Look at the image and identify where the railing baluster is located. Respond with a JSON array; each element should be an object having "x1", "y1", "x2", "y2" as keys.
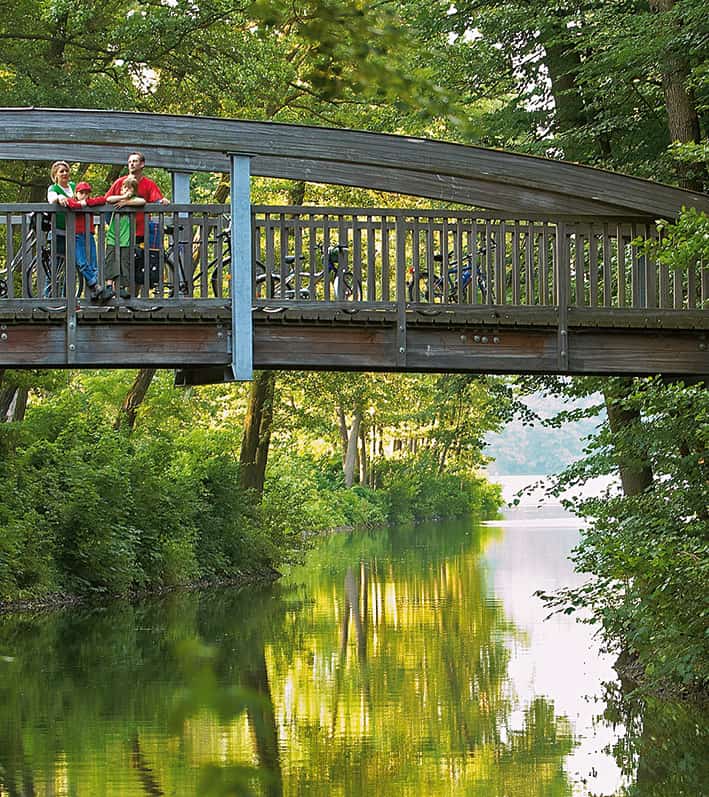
[
  {"x1": 602, "y1": 223, "x2": 612, "y2": 308},
  {"x1": 278, "y1": 211, "x2": 288, "y2": 301},
  {"x1": 644, "y1": 223, "x2": 657, "y2": 309},
  {"x1": 525, "y1": 222, "x2": 534, "y2": 305},
  {"x1": 4, "y1": 213, "x2": 14, "y2": 298},
  {"x1": 496, "y1": 222, "x2": 506, "y2": 305},
  {"x1": 617, "y1": 224, "x2": 626, "y2": 308},
  {"x1": 574, "y1": 226, "x2": 585, "y2": 307},
  {"x1": 540, "y1": 224, "x2": 549, "y2": 306},
  {"x1": 410, "y1": 219, "x2": 419, "y2": 303},
  {"x1": 631, "y1": 222, "x2": 642, "y2": 308},
  {"x1": 366, "y1": 215, "x2": 376, "y2": 302},
  {"x1": 308, "y1": 213, "x2": 317, "y2": 301},
  {"x1": 589, "y1": 227, "x2": 598, "y2": 307},
  {"x1": 512, "y1": 221, "x2": 520, "y2": 305},
  {"x1": 380, "y1": 215, "x2": 389, "y2": 303},
  {"x1": 687, "y1": 248, "x2": 697, "y2": 309}
]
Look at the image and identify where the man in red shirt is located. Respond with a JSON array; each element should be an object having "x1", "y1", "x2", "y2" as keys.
[
  {"x1": 106, "y1": 151, "x2": 170, "y2": 296},
  {"x1": 106, "y1": 151, "x2": 170, "y2": 238}
]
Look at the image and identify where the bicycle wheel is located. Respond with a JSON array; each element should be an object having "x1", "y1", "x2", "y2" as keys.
[
  {"x1": 24, "y1": 255, "x2": 84, "y2": 299},
  {"x1": 334, "y1": 270, "x2": 362, "y2": 301}
]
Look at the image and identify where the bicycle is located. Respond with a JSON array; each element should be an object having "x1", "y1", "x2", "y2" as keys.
[
  {"x1": 0, "y1": 212, "x2": 84, "y2": 299},
  {"x1": 407, "y1": 248, "x2": 490, "y2": 303},
  {"x1": 263, "y1": 243, "x2": 362, "y2": 302}
]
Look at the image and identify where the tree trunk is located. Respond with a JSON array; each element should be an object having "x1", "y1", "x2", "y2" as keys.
[
  {"x1": 541, "y1": 18, "x2": 589, "y2": 163},
  {"x1": 359, "y1": 423, "x2": 368, "y2": 486},
  {"x1": 343, "y1": 410, "x2": 362, "y2": 488},
  {"x1": 242, "y1": 647, "x2": 283, "y2": 797},
  {"x1": 545, "y1": 45, "x2": 586, "y2": 150},
  {"x1": 337, "y1": 404, "x2": 349, "y2": 466},
  {"x1": 438, "y1": 440, "x2": 452, "y2": 475},
  {"x1": 213, "y1": 174, "x2": 230, "y2": 204},
  {"x1": 287, "y1": 180, "x2": 306, "y2": 206},
  {"x1": 649, "y1": 0, "x2": 704, "y2": 190},
  {"x1": 9, "y1": 387, "x2": 28, "y2": 422},
  {"x1": 0, "y1": 386, "x2": 16, "y2": 421},
  {"x1": 114, "y1": 369, "x2": 157, "y2": 432},
  {"x1": 603, "y1": 379, "x2": 654, "y2": 496},
  {"x1": 239, "y1": 370, "x2": 276, "y2": 494}
]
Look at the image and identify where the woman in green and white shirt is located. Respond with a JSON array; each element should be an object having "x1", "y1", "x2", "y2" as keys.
[{"x1": 47, "y1": 161, "x2": 75, "y2": 255}]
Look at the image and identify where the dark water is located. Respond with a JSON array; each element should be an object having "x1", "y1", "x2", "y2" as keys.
[{"x1": 0, "y1": 512, "x2": 705, "y2": 796}]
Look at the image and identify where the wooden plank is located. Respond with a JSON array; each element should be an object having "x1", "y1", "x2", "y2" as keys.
[
  {"x1": 556, "y1": 222, "x2": 569, "y2": 370},
  {"x1": 3, "y1": 109, "x2": 707, "y2": 217},
  {"x1": 631, "y1": 223, "x2": 642, "y2": 308},
  {"x1": 617, "y1": 225, "x2": 626, "y2": 308},
  {"x1": 569, "y1": 307, "x2": 708, "y2": 330},
  {"x1": 589, "y1": 230, "x2": 599, "y2": 307},
  {"x1": 569, "y1": 330, "x2": 709, "y2": 375},
  {"x1": 255, "y1": 326, "x2": 396, "y2": 369},
  {"x1": 512, "y1": 222, "x2": 520, "y2": 305},
  {"x1": 574, "y1": 228, "x2": 585, "y2": 307},
  {"x1": 540, "y1": 225, "x2": 549, "y2": 306},
  {"x1": 644, "y1": 223, "x2": 657, "y2": 309},
  {"x1": 0, "y1": 314, "x2": 706, "y2": 375},
  {"x1": 687, "y1": 257, "x2": 697, "y2": 309},
  {"x1": 496, "y1": 222, "x2": 506, "y2": 305},
  {"x1": 370, "y1": 217, "x2": 380, "y2": 302},
  {"x1": 602, "y1": 224, "x2": 612, "y2": 308}
]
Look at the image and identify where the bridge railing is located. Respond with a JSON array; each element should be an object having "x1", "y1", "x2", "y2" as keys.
[
  {"x1": 0, "y1": 204, "x2": 231, "y2": 302},
  {"x1": 1, "y1": 204, "x2": 706, "y2": 313},
  {"x1": 254, "y1": 207, "x2": 707, "y2": 312}
]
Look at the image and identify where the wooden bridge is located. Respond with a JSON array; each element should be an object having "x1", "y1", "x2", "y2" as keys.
[{"x1": 1, "y1": 108, "x2": 707, "y2": 381}]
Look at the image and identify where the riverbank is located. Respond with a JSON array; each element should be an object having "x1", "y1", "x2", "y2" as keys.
[
  {"x1": 1, "y1": 463, "x2": 502, "y2": 611},
  {"x1": 0, "y1": 566, "x2": 280, "y2": 616}
]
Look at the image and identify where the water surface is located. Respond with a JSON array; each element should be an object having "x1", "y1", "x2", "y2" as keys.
[{"x1": 0, "y1": 482, "x2": 704, "y2": 796}]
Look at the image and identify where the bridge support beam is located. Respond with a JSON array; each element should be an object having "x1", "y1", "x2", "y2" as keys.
[
  {"x1": 171, "y1": 171, "x2": 191, "y2": 204},
  {"x1": 230, "y1": 154, "x2": 253, "y2": 380}
]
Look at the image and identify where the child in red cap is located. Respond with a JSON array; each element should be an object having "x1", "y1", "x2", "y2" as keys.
[{"x1": 65, "y1": 181, "x2": 144, "y2": 302}]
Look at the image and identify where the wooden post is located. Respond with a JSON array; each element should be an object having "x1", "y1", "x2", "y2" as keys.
[
  {"x1": 65, "y1": 212, "x2": 77, "y2": 365},
  {"x1": 171, "y1": 171, "x2": 191, "y2": 205},
  {"x1": 171, "y1": 171, "x2": 191, "y2": 297},
  {"x1": 395, "y1": 216, "x2": 407, "y2": 366},
  {"x1": 230, "y1": 154, "x2": 253, "y2": 381},
  {"x1": 556, "y1": 221, "x2": 569, "y2": 371}
]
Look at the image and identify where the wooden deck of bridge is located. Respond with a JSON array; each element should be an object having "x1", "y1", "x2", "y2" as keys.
[{"x1": 0, "y1": 109, "x2": 707, "y2": 380}]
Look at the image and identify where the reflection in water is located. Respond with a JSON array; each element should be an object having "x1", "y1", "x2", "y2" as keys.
[{"x1": 0, "y1": 513, "x2": 704, "y2": 796}]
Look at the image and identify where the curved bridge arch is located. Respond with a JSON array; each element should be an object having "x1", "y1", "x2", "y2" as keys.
[{"x1": 1, "y1": 107, "x2": 707, "y2": 218}]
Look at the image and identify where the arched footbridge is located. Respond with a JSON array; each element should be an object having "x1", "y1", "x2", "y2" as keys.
[{"x1": 1, "y1": 108, "x2": 707, "y2": 383}]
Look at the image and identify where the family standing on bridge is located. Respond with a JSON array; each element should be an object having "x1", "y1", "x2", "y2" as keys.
[{"x1": 47, "y1": 152, "x2": 169, "y2": 301}]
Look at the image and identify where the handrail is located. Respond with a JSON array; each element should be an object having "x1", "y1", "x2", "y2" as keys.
[{"x1": 0, "y1": 204, "x2": 706, "y2": 314}]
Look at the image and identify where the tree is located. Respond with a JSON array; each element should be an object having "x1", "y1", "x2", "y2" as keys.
[{"x1": 239, "y1": 370, "x2": 277, "y2": 494}]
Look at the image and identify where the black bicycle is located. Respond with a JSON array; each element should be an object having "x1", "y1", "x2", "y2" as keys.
[
  {"x1": 1, "y1": 212, "x2": 84, "y2": 299},
  {"x1": 261, "y1": 243, "x2": 362, "y2": 301},
  {"x1": 407, "y1": 248, "x2": 490, "y2": 303}
]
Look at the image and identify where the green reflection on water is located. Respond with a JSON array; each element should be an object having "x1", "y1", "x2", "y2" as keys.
[{"x1": 0, "y1": 519, "x2": 704, "y2": 796}]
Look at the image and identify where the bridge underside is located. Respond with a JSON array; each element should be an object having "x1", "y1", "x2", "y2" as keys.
[{"x1": 0, "y1": 302, "x2": 705, "y2": 380}]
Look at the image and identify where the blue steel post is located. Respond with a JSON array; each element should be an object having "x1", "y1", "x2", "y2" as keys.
[
  {"x1": 230, "y1": 154, "x2": 253, "y2": 380},
  {"x1": 171, "y1": 171, "x2": 191, "y2": 204}
]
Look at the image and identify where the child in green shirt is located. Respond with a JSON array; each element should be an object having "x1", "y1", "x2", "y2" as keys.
[{"x1": 104, "y1": 176, "x2": 146, "y2": 298}]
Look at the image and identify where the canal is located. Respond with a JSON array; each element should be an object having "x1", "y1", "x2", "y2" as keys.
[{"x1": 0, "y1": 478, "x2": 704, "y2": 796}]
